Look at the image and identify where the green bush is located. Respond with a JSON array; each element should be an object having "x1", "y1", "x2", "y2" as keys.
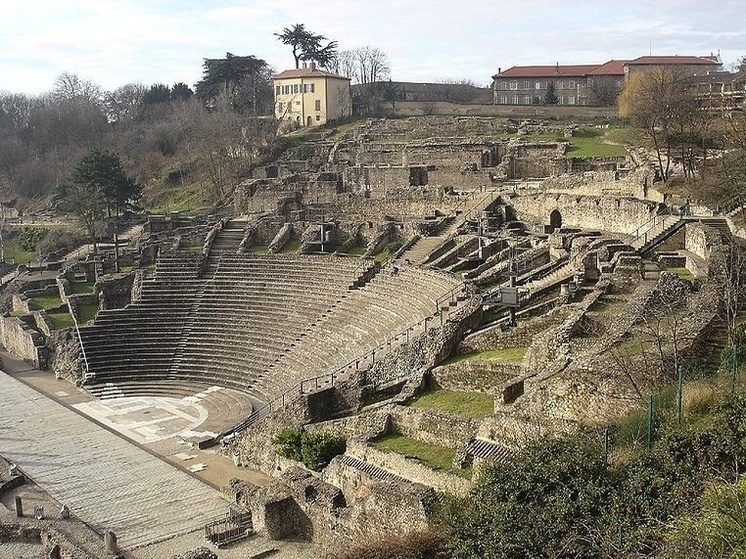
[
  {"x1": 19, "y1": 226, "x2": 48, "y2": 252},
  {"x1": 274, "y1": 428, "x2": 346, "y2": 471},
  {"x1": 274, "y1": 428, "x2": 303, "y2": 462}
]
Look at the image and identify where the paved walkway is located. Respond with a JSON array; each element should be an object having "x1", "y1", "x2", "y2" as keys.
[{"x1": 0, "y1": 372, "x2": 230, "y2": 551}]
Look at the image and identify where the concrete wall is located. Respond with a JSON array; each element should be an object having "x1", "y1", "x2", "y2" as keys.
[{"x1": 389, "y1": 101, "x2": 617, "y2": 119}]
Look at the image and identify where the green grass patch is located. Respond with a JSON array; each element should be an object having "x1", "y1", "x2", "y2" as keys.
[
  {"x1": 663, "y1": 267, "x2": 695, "y2": 281},
  {"x1": 69, "y1": 281, "x2": 94, "y2": 294},
  {"x1": 443, "y1": 347, "x2": 528, "y2": 365},
  {"x1": 409, "y1": 389, "x2": 494, "y2": 419},
  {"x1": 30, "y1": 295, "x2": 63, "y2": 310},
  {"x1": 279, "y1": 238, "x2": 302, "y2": 253},
  {"x1": 373, "y1": 433, "x2": 456, "y2": 473},
  {"x1": 3, "y1": 242, "x2": 37, "y2": 264},
  {"x1": 247, "y1": 245, "x2": 269, "y2": 254},
  {"x1": 588, "y1": 300, "x2": 625, "y2": 314},
  {"x1": 603, "y1": 126, "x2": 633, "y2": 144},
  {"x1": 8, "y1": 310, "x2": 26, "y2": 317},
  {"x1": 609, "y1": 338, "x2": 655, "y2": 358},
  {"x1": 78, "y1": 304, "x2": 98, "y2": 323},
  {"x1": 47, "y1": 311, "x2": 74, "y2": 330},
  {"x1": 374, "y1": 249, "x2": 393, "y2": 264},
  {"x1": 566, "y1": 130, "x2": 628, "y2": 158},
  {"x1": 346, "y1": 245, "x2": 368, "y2": 256}
]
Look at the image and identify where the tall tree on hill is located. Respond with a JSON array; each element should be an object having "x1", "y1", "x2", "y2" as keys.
[
  {"x1": 275, "y1": 24, "x2": 337, "y2": 69},
  {"x1": 195, "y1": 53, "x2": 270, "y2": 113},
  {"x1": 70, "y1": 150, "x2": 141, "y2": 219}
]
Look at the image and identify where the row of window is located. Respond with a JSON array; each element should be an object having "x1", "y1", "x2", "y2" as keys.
[
  {"x1": 497, "y1": 95, "x2": 577, "y2": 105},
  {"x1": 497, "y1": 80, "x2": 580, "y2": 91},
  {"x1": 277, "y1": 100, "x2": 323, "y2": 113},
  {"x1": 276, "y1": 83, "x2": 316, "y2": 95}
]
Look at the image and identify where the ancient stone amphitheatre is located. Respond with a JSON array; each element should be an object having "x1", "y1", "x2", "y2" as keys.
[{"x1": 1, "y1": 115, "x2": 742, "y2": 557}]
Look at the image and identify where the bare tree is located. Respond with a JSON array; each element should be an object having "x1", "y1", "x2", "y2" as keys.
[
  {"x1": 354, "y1": 46, "x2": 390, "y2": 86},
  {"x1": 618, "y1": 68, "x2": 694, "y2": 182}
]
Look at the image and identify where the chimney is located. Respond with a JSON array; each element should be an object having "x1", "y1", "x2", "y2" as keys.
[
  {"x1": 309, "y1": 62, "x2": 316, "y2": 71},
  {"x1": 498, "y1": 67, "x2": 502, "y2": 74}
]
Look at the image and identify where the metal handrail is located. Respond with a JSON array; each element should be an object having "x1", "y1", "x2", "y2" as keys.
[{"x1": 223, "y1": 280, "x2": 470, "y2": 438}]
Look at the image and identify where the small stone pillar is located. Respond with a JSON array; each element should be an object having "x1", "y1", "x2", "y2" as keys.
[
  {"x1": 104, "y1": 530, "x2": 117, "y2": 554},
  {"x1": 14, "y1": 496, "x2": 23, "y2": 517}
]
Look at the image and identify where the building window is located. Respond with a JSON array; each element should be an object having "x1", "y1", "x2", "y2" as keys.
[
  {"x1": 522, "y1": 81, "x2": 530, "y2": 90},
  {"x1": 275, "y1": 86, "x2": 280, "y2": 95},
  {"x1": 293, "y1": 84, "x2": 299, "y2": 94},
  {"x1": 310, "y1": 84, "x2": 315, "y2": 93},
  {"x1": 499, "y1": 96, "x2": 508, "y2": 104},
  {"x1": 568, "y1": 95, "x2": 575, "y2": 105},
  {"x1": 522, "y1": 95, "x2": 531, "y2": 104},
  {"x1": 535, "y1": 82, "x2": 541, "y2": 90},
  {"x1": 511, "y1": 95, "x2": 519, "y2": 104},
  {"x1": 558, "y1": 95, "x2": 564, "y2": 105},
  {"x1": 316, "y1": 115, "x2": 321, "y2": 121},
  {"x1": 314, "y1": 100, "x2": 321, "y2": 111},
  {"x1": 499, "y1": 82, "x2": 508, "y2": 90},
  {"x1": 569, "y1": 80, "x2": 575, "y2": 89},
  {"x1": 509, "y1": 80, "x2": 518, "y2": 91}
]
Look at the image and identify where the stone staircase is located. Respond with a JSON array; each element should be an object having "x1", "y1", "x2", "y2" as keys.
[
  {"x1": 466, "y1": 438, "x2": 513, "y2": 464},
  {"x1": 694, "y1": 216, "x2": 731, "y2": 238},
  {"x1": 338, "y1": 454, "x2": 409, "y2": 483},
  {"x1": 400, "y1": 188, "x2": 501, "y2": 266},
  {"x1": 519, "y1": 260, "x2": 577, "y2": 296},
  {"x1": 203, "y1": 218, "x2": 248, "y2": 276},
  {"x1": 630, "y1": 215, "x2": 684, "y2": 254}
]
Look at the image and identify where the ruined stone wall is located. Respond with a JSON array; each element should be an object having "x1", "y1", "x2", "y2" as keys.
[
  {"x1": 96, "y1": 273, "x2": 134, "y2": 310},
  {"x1": 388, "y1": 406, "x2": 478, "y2": 450},
  {"x1": 509, "y1": 192, "x2": 662, "y2": 233},
  {"x1": 685, "y1": 223, "x2": 723, "y2": 262},
  {"x1": 0, "y1": 316, "x2": 44, "y2": 365},
  {"x1": 346, "y1": 439, "x2": 470, "y2": 495},
  {"x1": 431, "y1": 360, "x2": 522, "y2": 394}
]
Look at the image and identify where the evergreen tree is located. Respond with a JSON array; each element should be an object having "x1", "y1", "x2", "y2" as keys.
[{"x1": 545, "y1": 81, "x2": 559, "y2": 105}]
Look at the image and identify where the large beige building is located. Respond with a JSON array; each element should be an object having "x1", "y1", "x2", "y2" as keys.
[{"x1": 273, "y1": 63, "x2": 352, "y2": 127}]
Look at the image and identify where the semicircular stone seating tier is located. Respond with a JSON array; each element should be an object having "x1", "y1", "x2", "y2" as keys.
[{"x1": 79, "y1": 252, "x2": 464, "y2": 405}]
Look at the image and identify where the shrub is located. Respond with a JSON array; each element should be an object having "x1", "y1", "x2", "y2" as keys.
[
  {"x1": 274, "y1": 428, "x2": 346, "y2": 471},
  {"x1": 19, "y1": 226, "x2": 48, "y2": 252},
  {"x1": 274, "y1": 428, "x2": 304, "y2": 462}
]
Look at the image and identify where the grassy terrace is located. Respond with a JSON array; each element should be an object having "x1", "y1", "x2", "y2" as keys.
[
  {"x1": 47, "y1": 311, "x2": 74, "y2": 330},
  {"x1": 408, "y1": 389, "x2": 494, "y2": 419},
  {"x1": 565, "y1": 128, "x2": 627, "y2": 158},
  {"x1": 279, "y1": 238, "x2": 302, "y2": 253},
  {"x1": 373, "y1": 433, "x2": 462, "y2": 475},
  {"x1": 442, "y1": 347, "x2": 528, "y2": 366},
  {"x1": 69, "y1": 281, "x2": 95, "y2": 294},
  {"x1": 30, "y1": 295, "x2": 63, "y2": 310},
  {"x1": 664, "y1": 267, "x2": 695, "y2": 281},
  {"x1": 588, "y1": 300, "x2": 626, "y2": 314}
]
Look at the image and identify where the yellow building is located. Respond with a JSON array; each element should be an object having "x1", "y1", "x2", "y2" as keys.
[{"x1": 273, "y1": 63, "x2": 352, "y2": 127}]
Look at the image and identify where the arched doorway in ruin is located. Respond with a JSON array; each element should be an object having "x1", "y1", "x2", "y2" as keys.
[
  {"x1": 307, "y1": 116, "x2": 313, "y2": 127},
  {"x1": 549, "y1": 209, "x2": 562, "y2": 232}
]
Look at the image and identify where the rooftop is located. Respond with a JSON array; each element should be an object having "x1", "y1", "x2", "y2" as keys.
[
  {"x1": 273, "y1": 66, "x2": 350, "y2": 81},
  {"x1": 627, "y1": 55, "x2": 720, "y2": 66},
  {"x1": 493, "y1": 64, "x2": 600, "y2": 79}
]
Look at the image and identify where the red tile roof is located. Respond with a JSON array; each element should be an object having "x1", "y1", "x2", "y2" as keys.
[
  {"x1": 493, "y1": 64, "x2": 600, "y2": 79},
  {"x1": 587, "y1": 60, "x2": 629, "y2": 76},
  {"x1": 273, "y1": 67, "x2": 350, "y2": 80},
  {"x1": 627, "y1": 55, "x2": 720, "y2": 66}
]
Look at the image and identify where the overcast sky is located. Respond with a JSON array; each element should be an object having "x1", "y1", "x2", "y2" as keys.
[{"x1": 1, "y1": 0, "x2": 744, "y2": 96}]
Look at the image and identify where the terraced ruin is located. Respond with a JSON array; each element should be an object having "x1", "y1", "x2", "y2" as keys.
[{"x1": 1, "y1": 115, "x2": 743, "y2": 557}]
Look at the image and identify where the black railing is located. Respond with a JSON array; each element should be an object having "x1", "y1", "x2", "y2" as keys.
[{"x1": 221, "y1": 281, "x2": 470, "y2": 439}]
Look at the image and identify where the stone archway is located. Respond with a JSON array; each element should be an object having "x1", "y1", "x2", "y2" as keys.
[
  {"x1": 549, "y1": 209, "x2": 562, "y2": 232},
  {"x1": 307, "y1": 115, "x2": 313, "y2": 127}
]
